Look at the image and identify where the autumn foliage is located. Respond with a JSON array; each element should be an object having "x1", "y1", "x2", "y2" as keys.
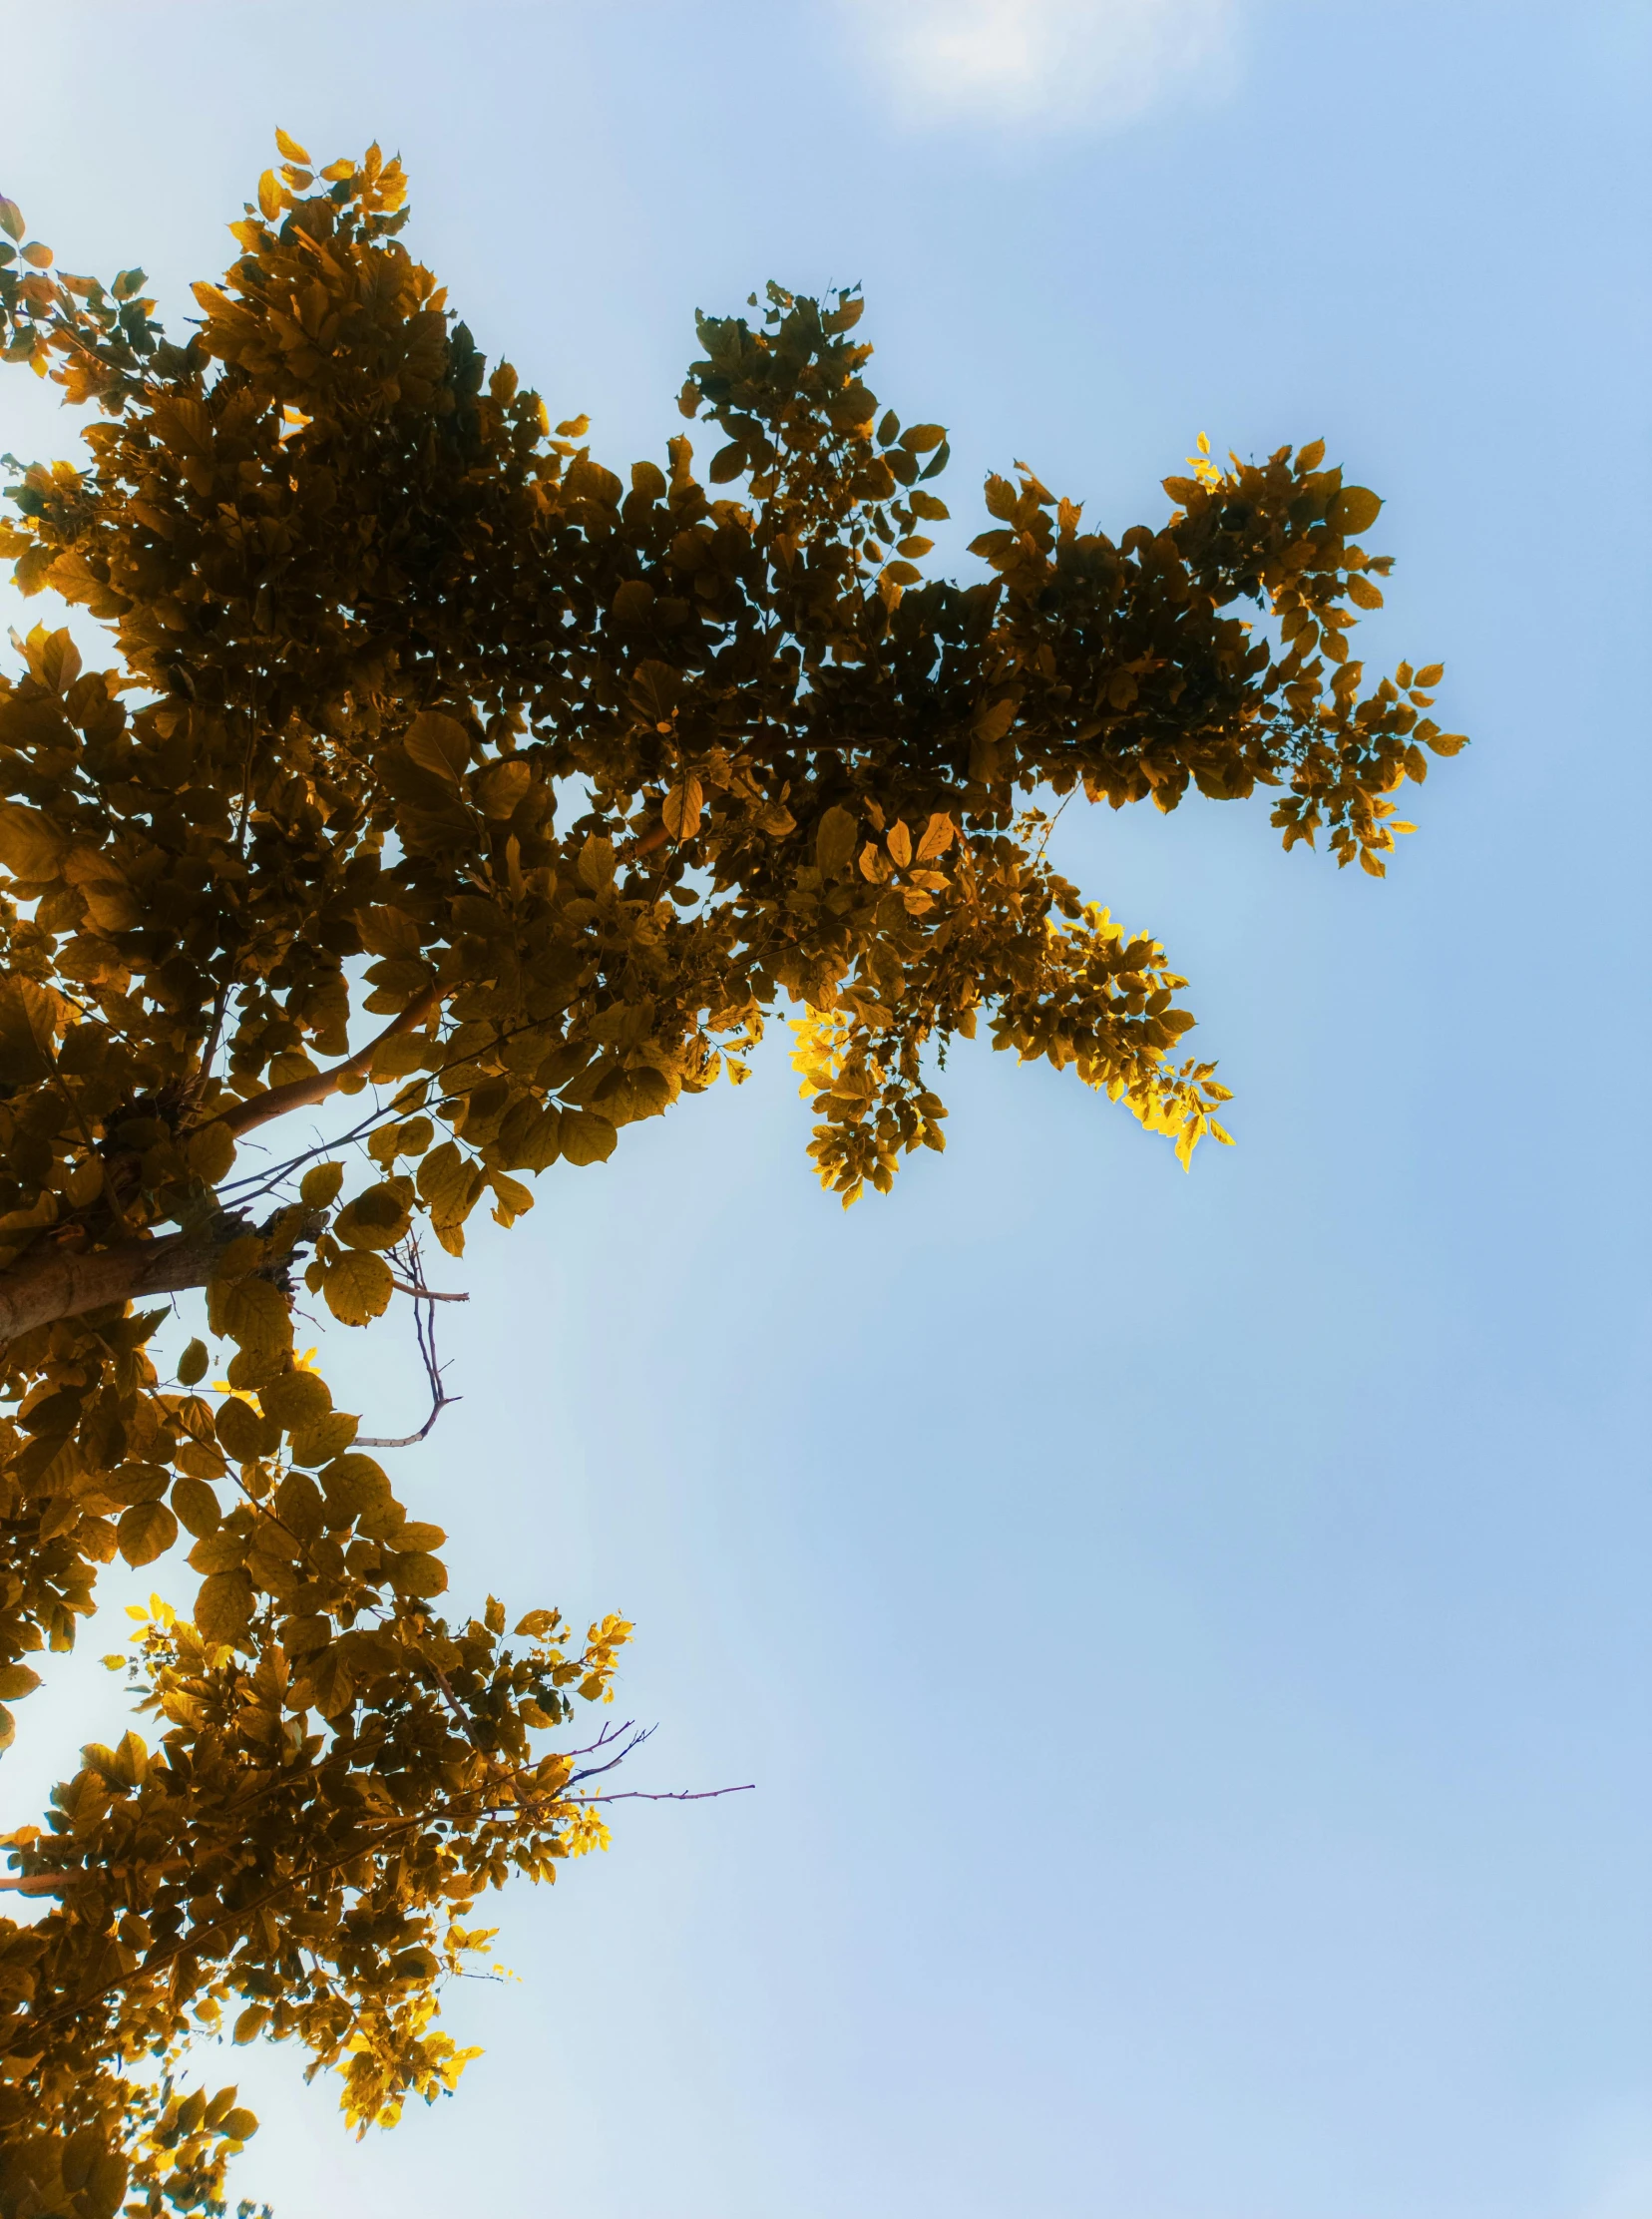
[{"x1": 0, "y1": 132, "x2": 1461, "y2": 2214}]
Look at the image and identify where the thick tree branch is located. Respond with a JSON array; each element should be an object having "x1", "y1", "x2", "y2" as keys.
[
  {"x1": 209, "y1": 985, "x2": 443, "y2": 1141},
  {"x1": 0, "y1": 1208, "x2": 317, "y2": 1348}
]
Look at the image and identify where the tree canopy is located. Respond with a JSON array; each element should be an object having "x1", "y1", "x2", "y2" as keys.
[{"x1": 0, "y1": 134, "x2": 1462, "y2": 2217}]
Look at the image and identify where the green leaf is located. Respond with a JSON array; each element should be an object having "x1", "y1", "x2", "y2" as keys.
[{"x1": 177, "y1": 1338, "x2": 209, "y2": 1387}]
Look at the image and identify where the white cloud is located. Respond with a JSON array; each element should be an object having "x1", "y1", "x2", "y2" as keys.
[{"x1": 840, "y1": 0, "x2": 1239, "y2": 132}]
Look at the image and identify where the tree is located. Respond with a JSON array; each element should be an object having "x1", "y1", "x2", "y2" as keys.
[{"x1": 0, "y1": 133, "x2": 1462, "y2": 2216}]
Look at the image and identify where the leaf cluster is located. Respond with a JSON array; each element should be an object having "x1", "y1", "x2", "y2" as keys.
[{"x1": 0, "y1": 134, "x2": 1463, "y2": 2210}]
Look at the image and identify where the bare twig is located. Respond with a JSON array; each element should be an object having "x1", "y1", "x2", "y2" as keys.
[
  {"x1": 568, "y1": 1784, "x2": 755, "y2": 1805},
  {"x1": 565, "y1": 1722, "x2": 655, "y2": 1794},
  {"x1": 357, "y1": 1236, "x2": 461, "y2": 1449}
]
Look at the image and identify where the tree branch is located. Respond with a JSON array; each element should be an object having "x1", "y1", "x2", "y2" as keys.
[
  {"x1": 0, "y1": 1216, "x2": 248, "y2": 1348},
  {"x1": 208, "y1": 985, "x2": 443, "y2": 1141},
  {"x1": 357, "y1": 1237, "x2": 460, "y2": 1448},
  {"x1": 568, "y1": 1784, "x2": 755, "y2": 1805}
]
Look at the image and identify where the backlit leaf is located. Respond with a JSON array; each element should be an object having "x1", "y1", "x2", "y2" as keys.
[
  {"x1": 117, "y1": 1500, "x2": 178, "y2": 1567},
  {"x1": 322, "y1": 1249, "x2": 393, "y2": 1326}
]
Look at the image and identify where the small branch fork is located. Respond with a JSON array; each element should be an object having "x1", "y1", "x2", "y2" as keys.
[
  {"x1": 569, "y1": 1786, "x2": 754, "y2": 1806},
  {"x1": 357, "y1": 1236, "x2": 461, "y2": 1450}
]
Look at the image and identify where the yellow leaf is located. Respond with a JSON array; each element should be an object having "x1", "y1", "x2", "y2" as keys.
[
  {"x1": 973, "y1": 696, "x2": 1016, "y2": 745},
  {"x1": 196, "y1": 1568, "x2": 253, "y2": 1643},
  {"x1": 815, "y1": 805, "x2": 859, "y2": 879},
  {"x1": 559, "y1": 1109, "x2": 618, "y2": 1166},
  {"x1": 916, "y1": 812, "x2": 955, "y2": 861},
  {"x1": 117, "y1": 1500, "x2": 178, "y2": 1567},
  {"x1": 404, "y1": 710, "x2": 469, "y2": 784},
  {"x1": 322, "y1": 1249, "x2": 393, "y2": 1327},
  {"x1": 660, "y1": 773, "x2": 704, "y2": 842}
]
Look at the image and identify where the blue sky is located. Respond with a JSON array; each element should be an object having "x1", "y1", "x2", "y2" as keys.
[{"x1": 2, "y1": 2, "x2": 1649, "y2": 2213}]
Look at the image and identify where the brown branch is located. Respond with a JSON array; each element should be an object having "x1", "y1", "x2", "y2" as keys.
[
  {"x1": 356, "y1": 1402, "x2": 455, "y2": 1451},
  {"x1": 359, "y1": 1236, "x2": 459, "y2": 1447},
  {"x1": 182, "y1": 973, "x2": 233, "y2": 1116},
  {"x1": 210, "y1": 985, "x2": 443, "y2": 1141},
  {"x1": 0, "y1": 1224, "x2": 226, "y2": 1347},
  {"x1": 0, "y1": 1874, "x2": 65, "y2": 1896},
  {"x1": 0, "y1": 1206, "x2": 320, "y2": 1349}
]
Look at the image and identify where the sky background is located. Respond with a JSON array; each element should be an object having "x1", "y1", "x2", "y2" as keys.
[{"x1": 2, "y1": 2, "x2": 1650, "y2": 2214}]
